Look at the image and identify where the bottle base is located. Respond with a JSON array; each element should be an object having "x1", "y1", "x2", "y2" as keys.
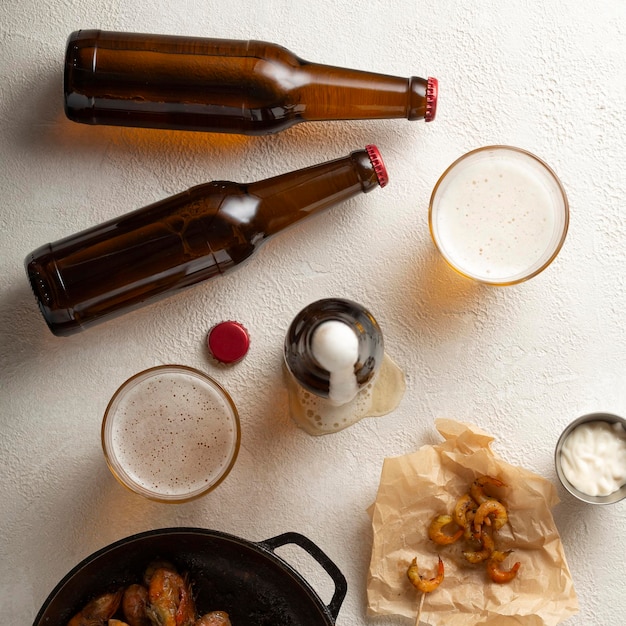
[{"x1": 284, "y1": 353, "x2": 405, "y2": 436}]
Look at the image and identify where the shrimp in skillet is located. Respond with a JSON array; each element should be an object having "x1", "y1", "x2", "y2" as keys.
[
  {"x1": 147, "y1": 566, "x2": 196, "y2": 626},
  {"x1": 122, "y1": 583, "x2": 151, "y2": 626},
  {"x1": 194, "y1": 611, "x2": 232, "y2": 626},
  {"x1": 67, "y1": 589, "x2": 123, "y2": 626}
]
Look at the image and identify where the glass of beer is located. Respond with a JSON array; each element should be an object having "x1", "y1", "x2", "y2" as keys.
[
  {"x1": 429, "y1": 146, "x2": 569, "y2": 285},
  {"x1": 102, "y1": 365, "x2": 240, "y2": 502}
]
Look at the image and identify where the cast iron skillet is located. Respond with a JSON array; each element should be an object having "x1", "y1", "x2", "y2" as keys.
[{"x1": 33, "y1": 527, "x2": 347, "y2": 626}]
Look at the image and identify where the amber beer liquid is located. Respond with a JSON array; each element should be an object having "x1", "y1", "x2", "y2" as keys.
[
  {"x1": 25, "y1": 146, "x2": 388, "y2": 336},
  {"x1": 64, "y1": 30, "x2": 438, "y2": 134}
]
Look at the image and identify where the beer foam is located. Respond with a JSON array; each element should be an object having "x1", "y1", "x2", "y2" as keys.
[
  {"x1": 431, "y1": 148, "x2": 567, "y2": 283},
  {"x1": 104, "y1": 368, "x2": 239, "y2": 501},
  {"x1": 286, "y1": 353, "x2": 406, "y2": 435},
  {"x1": 311, "y1": 320, "x2": 359, "y2": 406}
]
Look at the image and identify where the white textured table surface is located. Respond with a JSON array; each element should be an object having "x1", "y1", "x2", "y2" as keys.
[{"x1": 1, "y1": 1, "x2": 625, "y2": 625}]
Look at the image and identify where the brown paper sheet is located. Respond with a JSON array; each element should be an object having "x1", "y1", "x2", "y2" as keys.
[{"x1": 367, "y1": 419, "x2": 579, "y2": 625}]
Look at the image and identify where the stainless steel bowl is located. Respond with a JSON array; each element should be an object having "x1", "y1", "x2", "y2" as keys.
[{"x1": 555, "y1": 412, "x2": 626, "y2": 504}]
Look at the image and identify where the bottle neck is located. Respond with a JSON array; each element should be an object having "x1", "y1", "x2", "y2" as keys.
[
  {"x1": 294, "y1": 65, "x2": 433, "y2": 122},
  {"x1": 249, "y1": 149, "x2": 383, "y2": 238}
]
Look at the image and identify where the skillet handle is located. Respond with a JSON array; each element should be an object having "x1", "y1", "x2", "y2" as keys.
[{"x1": 261, "y1": 531, "x2": 348, "y2": 621}]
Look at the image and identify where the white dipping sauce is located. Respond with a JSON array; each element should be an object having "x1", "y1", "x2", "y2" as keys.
[
  {"x1": 311, "y1": 320, "x2": 359, "y2": 406},
  {"x1": 560, "y1": 421, "x2": 626, "y2": 496},
  {"x1": 430, "y1": 147, "x2": 567, "y2": 284}
]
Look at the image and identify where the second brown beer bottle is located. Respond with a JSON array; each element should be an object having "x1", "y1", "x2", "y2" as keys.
[
  {"x1": 25, "y1": 146, "x2": 388, "y2": 336},
  {"x1": 64, "y1": 30, "x2": 438, "y2": 134}
]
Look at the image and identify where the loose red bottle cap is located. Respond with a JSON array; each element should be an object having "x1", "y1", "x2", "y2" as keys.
[
  {"x1": 365, "y1": 144, "x2": 389, "y2": 188},
  {"x1": 426, "y1": 77, "x2": 438, "y2": 122},
  {"x1": 207, "y1": 321, "x2": 250, "y2": 364}
]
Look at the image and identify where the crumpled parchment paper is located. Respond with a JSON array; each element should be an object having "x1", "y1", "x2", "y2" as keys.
[{"x1": 367, "y1": 419, "x2": 579, "y2": 625}]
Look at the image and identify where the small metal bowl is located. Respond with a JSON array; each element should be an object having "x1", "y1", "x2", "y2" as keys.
[{"x1": 555, "y1": 412, "x2": 626, "y2": 505}]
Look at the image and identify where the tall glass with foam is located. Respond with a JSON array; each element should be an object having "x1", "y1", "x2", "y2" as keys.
[{"x1": 429, "y1": 146, "x2": 569, "y2": 285}]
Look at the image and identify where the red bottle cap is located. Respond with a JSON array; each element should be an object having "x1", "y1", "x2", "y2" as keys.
[
  {"x1": 365, "y1": 144, "x2": 389, "y2": 188},
  {"x1": 425, "y1": 77, "x2": 438, "y2": 122},
  {"x1": 207, "y1": 321, "x2": 250, "y2": 364}
]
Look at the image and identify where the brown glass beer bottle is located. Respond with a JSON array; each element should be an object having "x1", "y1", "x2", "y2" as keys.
[
  {"x1": 64, "y1": 30, "x2": 438, "y2": 134},
  {"x1": 284, "y1": 298, "x2": 385, "y2": 400},
  {"x1": 25, "y1": 146, "x2": 388, "y2": 336}
]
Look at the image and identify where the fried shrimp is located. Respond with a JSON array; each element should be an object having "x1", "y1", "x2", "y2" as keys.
[
  {"x1": 470, "y1": 475, "x2": 506, "y2": 504},
  {"x1": 453, "y1": 493, "x2": 478, "y2": 529},
  {"x1": 67, "y1": 589, "x2": 123, "y2": 626},
  {"x1": 122, "y1": 584, "x2": 150, "y2": 626},
  {"x1": 486, "y1": 550, "x2": 521, "y2": 584},
  {"x1": 459, "y1": 505, "x2": 478, "y2": 541},
  {"x1": 428, "y1": 514, "x2": 463, "y2": 545},
  {"x1": 66, "y1": 563, "x2": 234, "y2": 626},
  {"x1": 407, "y1": 556, "x2": 445, "y2": 593},
  {"x1": 147, "y1": 567, "x2": 196, "y2": 626},
  {"x1": 194, "y1": 611, "x2": 232, "y2": 626},
  {"x1": 463, "y1": 527, "x2": 495, "y2": 564},
  {"x1": 473, "y1": 499, "x2": 508, "y2": 535},
  {"x1": 413, "y1": 473, "x2": 520, "y2": 592}
]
